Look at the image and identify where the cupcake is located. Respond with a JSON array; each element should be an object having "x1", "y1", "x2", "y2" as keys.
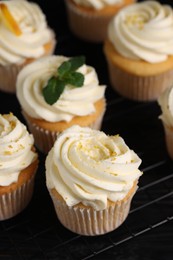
[
  {"x1": 16, "y1": 55, "x2": 106, "y2": 154},
  {"x1": 45, "y1": 125, "x2": 142, "y2": 236},
  {"x1": 65, "y1": 0, "x2": 135, "y2": 42},
  {"x1": 0, "y1": 113, "x2": 38, "y2": 220},
  {"x1": 158, "y1": 86, "x2": 173, "y2": 159},
  {"x1": 0, "y1": 0, "x2": 56, "y2": 93},
  {"x1": 104, "y1": 1, "x2": 173, "y2": 101}
]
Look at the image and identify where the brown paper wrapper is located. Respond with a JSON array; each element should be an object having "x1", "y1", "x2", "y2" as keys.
[
  {"x1": 48, "y1": 182, "x2": 137, "y2": 236},
  {"x1": 23, "y1": 110, "x2": 105, "y2": 154},
  {"x1": 0, "y1": 63, "x2": 25, "y2": 93},
  {"x1": 65, "y1": 0, "x2": 135, "y2": 42},
  {"x1": 105, "y1": 55, "x2": 173, "y2": 101},
  {"x1": 0, "y1": 173, "x2": 35, "y2": 221},
  {"x1": 65, "y1": 0, "x2": 112, "y2": 42}
]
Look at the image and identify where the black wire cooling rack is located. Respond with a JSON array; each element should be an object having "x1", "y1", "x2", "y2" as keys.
[
  {"x1": 0, "y1": 95, "x2": 173, "y2": 260},
  {"x1": 0, "y1": 0, "x2": 173, "y2": 259}
]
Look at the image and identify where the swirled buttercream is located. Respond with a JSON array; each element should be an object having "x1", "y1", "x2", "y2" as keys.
[
  {"x1": 158, "y1": 86, "x2": 173, "y2": 127},
  {"x1": 0, "y1": 113, "x2": 37, "y2": 186},
  {"x1": 16, "y1": 55, "x2": 106, "y2": 122},
  {"x1": 73, "y1": 0, "x2": 122, "y2": 10},
  {"x1": 46, "y1": 125, "x2": 142, "y2": 210},
  {"x1": 108, "y1": 1, "x2": 173, "y2": 63},
  {"x1": 0, "y1": 0, "x2": 54, "y2": 66}
]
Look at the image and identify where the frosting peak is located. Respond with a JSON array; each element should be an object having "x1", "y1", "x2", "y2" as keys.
[
  {"x1": 46, "y1": 125, "x2": 142, "y2": 210},
  {"x1": 73, "y1": 0, "x2": 123, "y2": 10},
  {"x1": 0, "y1": 113, "x2": 37, "y2": 186},
  {"x1": 0, "y1": 0, "x2": 55, "y2": 65},
  {"x1": 108, "y1": 1, "x2": 173, "y2": 63},
  {"x1": 158, "y1": 86, "x2": 173, "y2": 127},
  {"x1": 16, "y1": 55, "x2": 106, "y2": 122}
]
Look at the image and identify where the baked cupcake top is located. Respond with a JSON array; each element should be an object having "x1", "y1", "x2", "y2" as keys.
[
  {"x1": 0, "y1": 113, "x2": 37, "y2": 186},
  {"x1": 72, "y1": 0, "x2": 123, "y2": 10},
  {"x1": 16, "y1": 55, "x2": 106, "y2": 123},
  {"x1": 108, "y1": 1, "x2": 173, "y2": 63},
  {"x1": 46, "y1": 125, "x2": 142, "y2": 210},
  {"x1": 0, "y1": 0, "x2": 55, "y2": 66},
  {"x1": 158, "y1": 86, "x2": 173, "y2": 127}
]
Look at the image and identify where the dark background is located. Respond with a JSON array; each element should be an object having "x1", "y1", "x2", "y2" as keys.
[{"x1": 0, "y1": 0, "x2": 173, "y2": 259}]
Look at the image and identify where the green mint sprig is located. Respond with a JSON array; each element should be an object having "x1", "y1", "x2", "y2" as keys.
[{"x1": 43, "y1": 56, "x2": 85, "y2": 105}]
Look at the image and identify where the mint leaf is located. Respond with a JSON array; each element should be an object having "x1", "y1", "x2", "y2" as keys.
[
  {"x1": 65, "y1": 72, "x2": 84, "y2": 87},
  {"x1": 42, "y1": 56, "x2": 86, "y2": 105},
  {"x1": 43, "y1": 77, "x2": 65, "y2": 105},
  {"x1": 58, "y1": 56, "x2": 85, "y2": 78},
  {"x1": 58, "y1": 60, "x2": 71, "y2": 78},
  {"x1": 69, "y1": 56, "x2": 85, "y2": 72}
]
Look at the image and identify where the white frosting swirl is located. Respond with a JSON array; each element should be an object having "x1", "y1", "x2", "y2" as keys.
[
  {"x1": 46, "y1": 125, "x2": 142, "y2": 210},
  {"x1": 0, "y1": 113, "x2": 37, "y2": 186},
  {"x1": 158, "y1": 86, "x2": 173, "y2": 127},
  {"x1": 0, "y1": 0, "x2": 54, "y2": 66},
  {"x1": 73, "y1": 0, "x2": 122, "y2": 10},
  {"x1": 16, "y1": 55, "x2": 106, "y2": 122},
  {"x1": 108, "y1": 1, "x2": 173, "y2": 63}
]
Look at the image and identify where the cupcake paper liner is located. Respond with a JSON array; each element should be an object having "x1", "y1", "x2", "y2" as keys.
[
  {"x1": 48, "y1": 184, "x2": 137, "y2": 236},
  {"x1": 23, "y1": 111, "x2": 105, "y2": 154},
  {"x1": 0, "y1": 173, "x2": 35, "y2": 221},
  {"x1": 106, "y1": 59, "x2": 173, "y2": 101},
  {"x1": 65, "y1": 0, "x2": 116, "y2": 42},
  {"x1": 65, "y1": 0, "x2": 135, "y2": 42},
  {"x1": 0, "y1": 63, "x2": 26, "y2": 93}
]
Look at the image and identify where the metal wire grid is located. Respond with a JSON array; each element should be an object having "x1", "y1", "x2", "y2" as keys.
[
  {"x1": 0, "y1": 160, "x2": 173, "y2": 259},
  {"x1": 0, "y1": 99, "x2": 173, "y2": 260},
  {"x1": 1, "y1": 1, "x2": 173, "y2": 258}
]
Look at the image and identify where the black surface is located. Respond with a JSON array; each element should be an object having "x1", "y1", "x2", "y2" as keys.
[{"x1": 0, "y1": 0, "x2": 173, "y2": 259}]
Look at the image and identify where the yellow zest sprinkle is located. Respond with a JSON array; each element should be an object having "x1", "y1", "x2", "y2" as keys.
[
  {"x1": 125, "y1": 14, "x2": 146, "y2": 30},
  {"x1": 19, "y1": 144, "x2": 24, "y2": 149},
  {"x1": 4, "y1": 151, "x2": 12, "y2": 155}
]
